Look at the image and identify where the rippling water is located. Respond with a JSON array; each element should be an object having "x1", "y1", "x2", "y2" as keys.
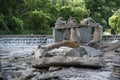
[
  {"x1": 0, "y1": 35, "x2": 53, "y2": 56},
  {"x1": 0, "y1": 42, "x2": 43, "y2": 56},
  {"x1": 0, "y1": 43, "x2": 38, "y2": 57}
]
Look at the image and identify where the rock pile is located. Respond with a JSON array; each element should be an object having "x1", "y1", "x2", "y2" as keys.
[
  {"x1": 111, "y1": 57, "x2": 120, "y2": 80},
  {"x1": 1, "y1": 17, "x2": 120, "y2": 80}
]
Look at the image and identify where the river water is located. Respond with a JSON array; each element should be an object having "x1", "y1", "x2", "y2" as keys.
[
  {"x1": 0, "y1": 35, "x2": 53, "y2": 56},
  {"x1": 0, "y1": 41, "x2": 40, "y2": 59}
]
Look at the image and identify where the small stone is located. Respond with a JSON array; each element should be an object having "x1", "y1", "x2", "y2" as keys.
[
  {"x1": 83, "y1": 55, "x2": 90, "y2": 58},
  {"x1": 21, "y1": 68, "x2": 35, "y2": 79},
  {"x1": 49, "y1": 66, "x2": 61, "y2": 72}
]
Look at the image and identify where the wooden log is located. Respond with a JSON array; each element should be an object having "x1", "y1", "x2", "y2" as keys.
[
  {"x1": 32, "y1": 56, "x2": 105, "y2": 68},
  {"x1": 34, "y1": 40, "x2": 79, "y2": 59},
  {"x1": 44, "y1": 40, "x2": 79, "y2": 51}
]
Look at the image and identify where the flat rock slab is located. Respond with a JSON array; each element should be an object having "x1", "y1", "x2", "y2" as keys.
[
  {"x1": 80, "y1": 46, "x2": 102, "y2": 57},
  {"x1": 32, "y1": 57, "x2": 105, "y2": 68}
]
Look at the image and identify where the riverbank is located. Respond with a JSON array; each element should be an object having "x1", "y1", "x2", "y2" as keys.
[{"x1": 1, "y1": 44, "x2": 120, "y2": 80}]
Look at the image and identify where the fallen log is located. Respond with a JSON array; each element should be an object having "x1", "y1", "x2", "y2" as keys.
[
  {"x1": 34, "y1": 40, "x2": 79, "y2": 59},
  {"x1": 44, "y1": 40, "x2": 79, "y2": 51},
  {"x1": 32, "y1": 56, "x2": 105, "y2": 68}
]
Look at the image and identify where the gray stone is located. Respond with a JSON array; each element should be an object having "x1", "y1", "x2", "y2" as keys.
[
  {"x1": 49, "y1": 66, "x2": 61, "y2": 72},
  {"x1": 79, "y1": 27, "x2": 92, "y2": 42},
  {"x1": 67, "y1": 17, "x2": 78, "y2": 28},
  {"x1": 80, "y1": 46, "x2": 102, "y2": 57},
  {"x1": 32, "y1": 75, "x2": 61, "y2": 80},
  {"x1": 45, "y1": 47, "x2": 72, "y2": 57},
  {"x1": 21, "y1": 68, "x2": 35, "y2": 80},
  {"x1": 1, "y1": 71, "x2": 21, "y2": 80},
  {"x1": 64, "y1": 48, "x2": 81, "y2": 57},
  {"x1": 32, "y1": 56, "x2": 105, "y2": 68},
  {"x1": 53, "y1": 29, "x2": 63, "y2": 42},
  {"x1": 63, "y1": 29, "x2": 70, "y2": 40},
  {"x1": 12, "y1": 77, "x2": 21, "y2": 80},
  {"x1": 31, "y1": 67, "x2": 109, "y2": 80},
  {"x1": 2, "y1": 63, "x2": 12, "y2": 68},
  {"x1": 45, "y1": 46, "x2": 101, "y2": 57},
  {"x1": 55, "y1": 17, "x2": 66, "y2": 28}
]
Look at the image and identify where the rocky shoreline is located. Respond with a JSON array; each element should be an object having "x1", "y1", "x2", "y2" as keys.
[{"x1": 1, "y1": 46, "x2": 120, "y2": 80}]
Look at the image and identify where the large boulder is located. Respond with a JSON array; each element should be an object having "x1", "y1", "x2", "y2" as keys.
[
  {"x1": 44, "y1": 46, "x2": 102, "y2": 57},
  {"x1": 64, "y1": 48, "x2": 81, "y2": 57},
  {"x1": 44, "y1": 47, "x2": 82, "y2": 57},
  {"x1": 80, "y1": 46, "x2": 102, "y2": 57},
  {"x1": 44, "y1": 47, "x2": 73, "y2": 57},
  {"x1": 32, "y1": 56, "x2": 105, "y2": 68}
]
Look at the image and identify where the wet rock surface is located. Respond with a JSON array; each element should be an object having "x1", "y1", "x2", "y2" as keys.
[{"x1": 0, "y1": 45, "x2": 120, "y2": 80}]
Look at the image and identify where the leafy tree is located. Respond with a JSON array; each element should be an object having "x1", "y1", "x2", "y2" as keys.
[
  {"x1": 1, "y1": 0, "x2": 120, "y2": 34},
  {"x1": 5, "y1": 15, "x2": 24, "y2": 34},
  {"x1": 85, "y1": 0, "x2": 120, "y2": 31},
  {"x1": 59, "y1": 6, "x2": 72, "y2": 20},
  {"x1": 0, "y1": 13, "x2": 10, "y2": 33},
  {"x1": 109, "y1": 9, "x2": 120, "y2": 33},
  {"x1": 56, "y1": 0, "x2": 89, "y2": 21},
  {"x1": 71, "y1": 6, "x2": 89, "y2": 21},
  {"x1": 0, "y1": 0, "x2": 25, "y2": 34},
  {"x1": 24, "y1": 10, "x2": 51, "y2": 34},
  {"x1": 22, "y1": 0, "x2": 54, "y2": 34}
]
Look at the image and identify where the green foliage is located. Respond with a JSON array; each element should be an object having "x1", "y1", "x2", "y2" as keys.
[
  {"x1": 109, "y1": 9, "x2": 120, "y2": 33},
  {"x1": 0, "y1": 0, "x2": 120, "y2": 34},
  {"x1": 0, "y1": 13, "x2": 9, "y2": 32},
  {"x1": 24, "y1": 10, "x2": 51, "y2": 34},
  {"x1": 85, "y1": 0, "x2": 120, "y2": 31},
  {"x1": 71, "y1": 7, "x2": 89, "y2": 21},
  {"x1": 59, "y1": 6, "x2": 72, "y2": 19},
  {"x1": 72, "y1": 0, "x2": 85, "y2": 7},
  {"x1": 5, "y1": 16, "x2": 24, "y2": 34},
  {"x1": 12, "y1": 16, "x2": 24, "y2": 34},
  {"x1": 58, "y1": 0, "x2": 89, "y2": 21}
]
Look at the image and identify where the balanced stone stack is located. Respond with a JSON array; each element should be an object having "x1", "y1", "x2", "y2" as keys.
[{"x1": 111, "y1": 57, "x2": 120, "y2": 80}]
